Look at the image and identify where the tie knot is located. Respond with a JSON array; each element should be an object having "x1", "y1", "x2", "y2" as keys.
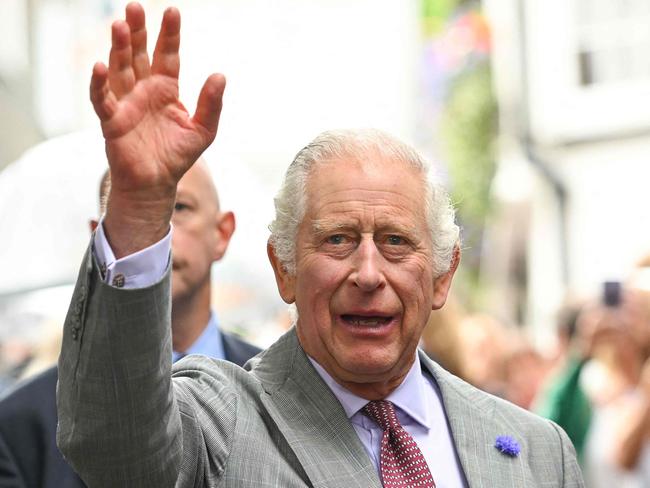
[{"x1": 363, "y1": 400, "x2": 401, "y2": 431}]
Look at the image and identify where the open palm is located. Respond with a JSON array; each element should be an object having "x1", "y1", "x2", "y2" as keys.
[{"x1": 91, "y1": 3, "x2": 225, "y2": 256}]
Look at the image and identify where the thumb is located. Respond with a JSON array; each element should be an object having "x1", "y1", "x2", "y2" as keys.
[{"x1": 192, "y1": 73, "x2": 226, "y2": 138}]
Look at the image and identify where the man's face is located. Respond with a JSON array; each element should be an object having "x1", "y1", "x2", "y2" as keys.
[
  {"x1": 171, "y1": 164, "x2": 234, "y2": 301},
  {"x1": 270, "y1": 156, "x2": 457, "y2": 393}
]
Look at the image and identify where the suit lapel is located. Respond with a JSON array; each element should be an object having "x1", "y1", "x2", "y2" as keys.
[
  {"x1": 252, "y1": 329, "x2": 382, "y2": 488},
  {"x1": 420, "y1": 351, "x2": 528, "y2": 488},
  {"x1": 251, "y1": 332, "x2": 527, "y2": 488}
]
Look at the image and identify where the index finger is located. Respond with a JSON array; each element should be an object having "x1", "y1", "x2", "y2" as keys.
[{"x1": 151, "y1": 7, "x2": 180, "y2": 78}]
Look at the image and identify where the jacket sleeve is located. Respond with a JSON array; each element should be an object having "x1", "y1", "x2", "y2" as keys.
[{"x1": 56, "y1": 244, "x2": 183, "y2": 487}]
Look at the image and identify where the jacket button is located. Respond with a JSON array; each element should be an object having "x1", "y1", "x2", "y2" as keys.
[{"x1": 71, "y1": 328, "x2": 79, "y2": 340}]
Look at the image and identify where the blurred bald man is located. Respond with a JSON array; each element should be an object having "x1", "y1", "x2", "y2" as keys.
[
  {"x1": 0, "y1": 160, "x2": 260, "y2": 488},
  {"x1": 94, "y1": 159, "x2": 259, "y2": 361}
]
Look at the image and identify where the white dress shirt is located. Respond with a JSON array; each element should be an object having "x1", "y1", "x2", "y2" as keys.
[{"x1": 309, "y1": 355, "x2": 468, "y2": 487}]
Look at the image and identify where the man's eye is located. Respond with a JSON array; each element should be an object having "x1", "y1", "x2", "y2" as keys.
[
  {"x1": 386, "y1": 235, "x2": 405, "y2": 245},
  {"x1": 326, "y1": 234, "x2": 346, "y2": 245},
  {"x1": 174, "y1": 202, "x2": 189, "y2": 212}
]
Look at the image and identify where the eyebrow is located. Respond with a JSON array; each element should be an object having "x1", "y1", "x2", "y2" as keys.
[
  {"x1": 311, "y1": 220, "x2": 356, "y2": 236},
  {"x1": 311, "y1": 219, "x2": 418, "y2": 238},
  {"x1": 175, "y1": 191, "x2": 197, "y2": 202}
]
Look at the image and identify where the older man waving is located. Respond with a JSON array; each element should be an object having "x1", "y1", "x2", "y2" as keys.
[{"x1": 57, "y1": 3, "x2": 584, "y2": 487}]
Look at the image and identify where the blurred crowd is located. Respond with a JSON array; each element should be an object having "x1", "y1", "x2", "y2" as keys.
[
  {"x1": 0, "y1": 319, "x2": 62, "y2": 392},
  {"x1": 420, "y1": 254, "x2": 650, "y2": 486}
]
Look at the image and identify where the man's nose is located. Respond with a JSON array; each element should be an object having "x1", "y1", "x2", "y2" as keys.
[{"x1": 350, "y1": 237, "x2": 386, "y2": 292}]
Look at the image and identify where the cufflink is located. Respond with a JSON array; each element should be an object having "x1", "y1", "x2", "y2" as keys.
[{"x1": 112, "y1": 273, "x2": 125, "y2": 288}]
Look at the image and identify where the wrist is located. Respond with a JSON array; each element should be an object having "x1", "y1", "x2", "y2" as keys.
[{"x1": 104, "y1": 189, "x2": 175, "y2": 258}]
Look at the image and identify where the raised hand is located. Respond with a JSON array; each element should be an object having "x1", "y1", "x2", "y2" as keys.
[{"x1": 91, "y1": 2, "x2": 226, "y2": 257}]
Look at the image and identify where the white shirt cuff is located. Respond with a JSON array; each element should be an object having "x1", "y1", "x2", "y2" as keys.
[{"x1": 93, "y1": 217, "x2": 171, "y2": 289}]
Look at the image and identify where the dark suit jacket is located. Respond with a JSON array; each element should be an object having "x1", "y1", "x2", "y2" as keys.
[{"x1": 0, "y1": 332, "x2": 260, "y2": 488}]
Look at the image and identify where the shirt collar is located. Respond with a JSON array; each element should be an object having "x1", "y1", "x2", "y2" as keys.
[
  {"x1": 307, "y1": 352, "x2": 432, "y2": 430},
  {"x1": 172, "y1": 312, "x2": 225, "y2": 362}
]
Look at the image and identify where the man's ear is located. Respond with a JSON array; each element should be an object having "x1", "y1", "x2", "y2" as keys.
[
  {"x1": 431, "y1": 245, "x2": 460, "y2": 310},
  {"x1": 89, "y1": 219, "x2": 99, "y2": 233},
  {"x1": 212, "y1": 211, "x2": 235, "y2": 261},
  {"x1": 267, "y1": 240, "x2": 296, "y2": 304}
]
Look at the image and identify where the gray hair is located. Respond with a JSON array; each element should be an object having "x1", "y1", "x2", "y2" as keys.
[{"x1": 268, "y1": 129, "x2": 459, "y2": 277}]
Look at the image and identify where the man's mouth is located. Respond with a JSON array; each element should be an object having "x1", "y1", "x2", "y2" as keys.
[{"x1": 341, "y1": 314, "x2": 393, "y2": 327}]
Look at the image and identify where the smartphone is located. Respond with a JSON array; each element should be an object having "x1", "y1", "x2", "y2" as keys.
[{"x1": 603, "y1": 281, "x2": 622, "y2": 307}]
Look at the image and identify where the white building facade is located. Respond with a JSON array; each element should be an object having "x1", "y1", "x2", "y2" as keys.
[{"x1": 484, "y1": 0, "x2": 650, "y2": 345}]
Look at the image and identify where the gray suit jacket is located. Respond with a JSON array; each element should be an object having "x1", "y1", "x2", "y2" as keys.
[{"x1": 57, "y1": 247, "x2": 584, "y2": 487}]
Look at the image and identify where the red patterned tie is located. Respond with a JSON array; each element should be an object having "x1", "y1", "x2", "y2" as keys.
[{"x1": 363, "y1": 400, "x2": 436, "y2": 487}]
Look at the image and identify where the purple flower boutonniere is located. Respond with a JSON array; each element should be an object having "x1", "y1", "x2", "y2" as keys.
[{"x1": 494, "y1": 435, "x2": 520, "y2": 457}]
